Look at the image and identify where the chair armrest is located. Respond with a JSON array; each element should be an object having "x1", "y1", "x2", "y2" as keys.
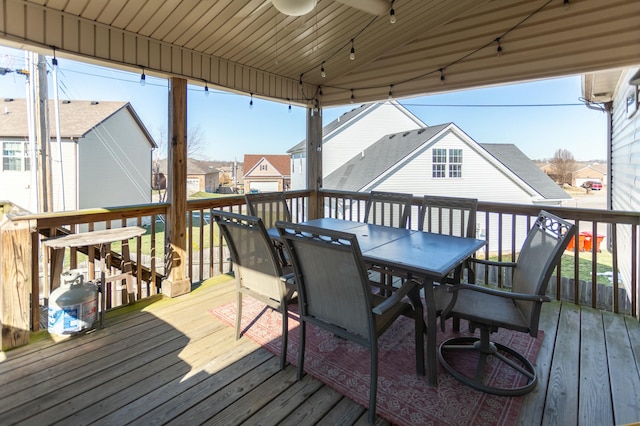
[
  {"x1": 280, "y1": 272, "x2": 295, "y2": 286},
  {"x1": 371, "y1": 279, "x2": 417, "y2": 315},
  {"x1": 447, "y1": 283, "x2": 551, "y2": 303},
  {"x1": 467, "y1": 258, "x2": 517, "y2": 268}
]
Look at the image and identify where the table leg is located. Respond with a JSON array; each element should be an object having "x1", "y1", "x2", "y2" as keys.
[
  {"x1": 99, "y1": 243, "x2": 106, "y2": 329},
  {"x1": 423, "y1": 277, "x2": 438, "y2": 386}
]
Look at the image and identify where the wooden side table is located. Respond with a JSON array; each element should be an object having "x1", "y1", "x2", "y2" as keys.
[{"x1": 42, "y1": 226, "x2": 146, "y2": 328}]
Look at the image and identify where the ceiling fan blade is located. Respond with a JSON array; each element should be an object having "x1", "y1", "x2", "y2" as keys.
[{"x1": 333, "y1": 0, "x2": 390, "y2": 16}]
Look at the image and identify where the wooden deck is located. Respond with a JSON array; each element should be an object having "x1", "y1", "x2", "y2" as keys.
[{"x1": 1, "y1": 275, "x2": 639, "y2": 426}]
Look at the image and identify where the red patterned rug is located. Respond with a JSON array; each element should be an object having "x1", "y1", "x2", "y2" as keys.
[{"x1": 210, "y1": 298, "x2": 543, "y2": 426}]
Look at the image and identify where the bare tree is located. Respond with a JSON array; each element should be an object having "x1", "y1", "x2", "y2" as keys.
[
  {"x1": 152, "y1": 125, "x2": 206, "y2": 161},
  {"x1": 549, "y1": 148, "x2": 578, "y2": 185}
]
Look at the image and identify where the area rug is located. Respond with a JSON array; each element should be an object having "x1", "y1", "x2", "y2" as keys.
[{"x1": 210, "y1": 299, "x2": 543, "y2": 426}]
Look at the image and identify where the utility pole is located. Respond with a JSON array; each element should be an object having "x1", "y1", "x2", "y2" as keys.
[{"x1": 32, "y1": 53, "x2": 53, "y2": 213}]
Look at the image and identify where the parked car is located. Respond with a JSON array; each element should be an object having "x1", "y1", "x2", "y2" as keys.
[{"x1": 582, "y1": 181, "x2": 603, "y2": 190}]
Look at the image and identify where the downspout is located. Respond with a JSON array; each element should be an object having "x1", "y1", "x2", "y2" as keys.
[{"x1": 604, "y1": 101, "x2": 613, "y2": 211}]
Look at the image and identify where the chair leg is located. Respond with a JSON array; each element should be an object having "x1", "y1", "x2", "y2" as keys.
[
  {"x1": 368, "y1": 341, "x2": 378, "y2": 425},
  {"x1": 437, "y1": 327, "x2": 538, "y2": 396},
  {"x1": 297, "y1": 321, "x2": 306, "y2": 381},
  {"x1": 235, "y1": 292, "x2": 242, "y2": 340},
  {"x1": 280, "y1": 305, "x2": 288, "y2": 370}
]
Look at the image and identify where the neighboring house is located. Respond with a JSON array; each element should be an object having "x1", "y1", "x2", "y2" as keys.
[
  {"x1": 572, "y1": 163, "x2": 607, "y2": 187},
  {"x1": 583, "y1": 67, "x2": 640, "y2": 299},
  {"x1": 288, "y1": 100, "x2": 425, "y2": 190},
  {"x1": 157, "y1": 158, "x2": 220, "y2": 194},
  {"x1": 323, "y1": 123, "x2": 571, "y2": 249},
  {"x1": 324, "y1": 123, "x2": 570, "y2": 205},
  {"x1": 0, "y1": 98, "x2": 155, "y2": 212},
  {"x1": 243, "y1": 154, "x2": 290, "y2": 193}
]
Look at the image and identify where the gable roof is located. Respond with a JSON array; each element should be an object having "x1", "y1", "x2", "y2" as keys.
[
  {"x1": 288, "y1": 101, "x2": 425, "y2": 153},
  {"x1": 479, "y1": 143, "x2": 570, "y2": 200},
  {"x1": 0, "y1": 98, "x2": 156, "y2": 147},
  {"x1": 156, "y1": 158, "x2": 220, "y2": 176},
  {"x1": 323, "y1": 124, "x2": 450, "y2": 191},
  {"x1": 243, "y1": 154, "x2": 290, "y2": 177}
]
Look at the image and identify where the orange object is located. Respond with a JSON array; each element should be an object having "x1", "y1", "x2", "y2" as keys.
[
  {"x1": 581, "y1": 231, "x2": 604, "y2": 252},
  {"x1": 566, "y1": 233, "x2": 587, "y2": 251}
]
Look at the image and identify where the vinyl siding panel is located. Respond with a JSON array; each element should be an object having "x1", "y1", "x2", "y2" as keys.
[
  {"x1": 322, "y1": 104, "x2": 423, "y2": 178},
  {"x1": 611, "y1": 68, "x2": 640, "y2": 299},
  {"x1": 50, "y1": 139, "x2": 78, "y2": 211},
  {"x1": 77, "y1": 108, "x2": 152, "y2": 209}
]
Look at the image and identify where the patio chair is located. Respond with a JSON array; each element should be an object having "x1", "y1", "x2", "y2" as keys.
[
  {"x1": 245, "y1": 191, "x2": 292, "y2": 266},
  {"x1": 420, "y1": 195, "x2": 478, "y2": 330},
  {"x1": 363, "y1": 190, "x2": 413, "y2": 228},
  {"x1": 212, "y1": 210, "x2": 296, "y2": 370},
  {"x1": 276, "y1": 221, "x2": 424, "y2": 424},
  {"x1": 436, "y1": 210, "x2": 575, "y2": 396},
  {"x1": 364, "y1": 191, "x2": 414, "y2": 294},
  {"x1": 245, "y1": 191, "x2": 292, "y2": 229}
]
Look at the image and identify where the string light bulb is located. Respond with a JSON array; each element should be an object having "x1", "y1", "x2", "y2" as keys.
[
  {"x1": 350, "y1": 89, "x2": 355, "y2": 103},
  {"x1": 204, "y1": 82, "x2": 210, "y2": 96},
  {"x1": 140, "y1": 68, "x2": 146, "y2": 86},
  {"x1": 249, "y1": 93, "x2": 254, "y2": 109},
  {"x1": 350, "y1": 39, "x2": 355, "y2": 60},
  {"x1": 439, "y1": 68, "x2": 445, "y2": 83},
  {"x1": 388, "y1": 85, "x2": 393, "y2": 100},
  {"x1": 299, "y1": 74, "x2": 303, "y2": 87},
  {"x1": 320, "y1": 62, "x2": 326, "y2": 78},
  {"x1": 389, "y1": 0, "x2": 396, "y2": 24},
  {"x1": 496, "y1": 38, "x2": 503, "y2": 57},
  {"x1": 288, "y1": 98, "x2": 292, "y2": 113},
  {"x1": 563, "y1": 0, "x2": 570, "y2": 10},
  {"x1": 51, "y1": 46, "x2": 58, "y2": 68}
]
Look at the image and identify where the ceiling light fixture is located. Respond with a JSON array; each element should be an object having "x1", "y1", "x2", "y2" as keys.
[
  {"x1": 271, "y1": 0, "x2": 316, "y2": 16},
  {"x1": 389, "y1": 0, "x2": 396, "y2": 24}
]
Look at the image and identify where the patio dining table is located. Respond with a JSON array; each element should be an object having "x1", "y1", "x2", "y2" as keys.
[{"x1": 271, "y1": 217, "x2": 486, "y2": 386}]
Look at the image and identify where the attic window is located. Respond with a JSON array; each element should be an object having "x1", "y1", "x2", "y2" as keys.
[{"x1": 260, "y1": 164, "x2": 267, "y2": 171}]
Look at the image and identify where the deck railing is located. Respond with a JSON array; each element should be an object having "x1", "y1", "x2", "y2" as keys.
[{"x1": 1, "y1": 188, "x2": 638, "y2": 345}]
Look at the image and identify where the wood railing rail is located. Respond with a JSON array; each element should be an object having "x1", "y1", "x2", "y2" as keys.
[{"x1": 1, "y1": 188, "x2": 637, "y2": 350}]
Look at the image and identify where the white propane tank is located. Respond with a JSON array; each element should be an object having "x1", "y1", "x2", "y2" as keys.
[{"x1": 48, "y1": 269, "x2": 98, "y2": 335}]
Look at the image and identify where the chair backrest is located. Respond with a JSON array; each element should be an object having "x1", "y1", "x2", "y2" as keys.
[
  {"x1": 363, "y1": 191, "x2": 413, "y2": 228},
  {"x1": 513, "y1": 210, "x2": 575, "y2": 333},
  {"x1": 419, "y1": 195, "x2": 478, "y2": 238},
  {"x1": 276, "y1": 221, "x2": 375, "y2": 339},
  {"x1": 245, "y1": 192, "x2": 292, "y2": 229},
  {"x1": 213, "y1": 210, "x2": 285, "y2": 301}
]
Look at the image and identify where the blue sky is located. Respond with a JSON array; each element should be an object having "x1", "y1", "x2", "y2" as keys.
[{"x1": 1, "y1": 46, "x2": 607, "y2": 162}]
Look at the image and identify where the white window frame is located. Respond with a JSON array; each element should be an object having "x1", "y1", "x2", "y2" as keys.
[{"x1": 2, "y1": 141, "x2": 30, "y2": 172}]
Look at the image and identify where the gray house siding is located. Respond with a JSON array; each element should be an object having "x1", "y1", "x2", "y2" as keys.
[{"x1": 78, "y1": 108, "x2": 152, "y2": 209}]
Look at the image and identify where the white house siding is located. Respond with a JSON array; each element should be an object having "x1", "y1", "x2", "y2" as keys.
[
  {"x1": 367, "y1": 130, "x2": 540, "y2": 252},
  {"x1": 291, "y1": 102, "x2": 424, "y2": 190},
  {"x1": 0, "y1": 156, "x2": 32, "y2": 210},
  {"x1": 610, "y1": 68, "x2": 640, "y2": 300},
  {"x1": 50, "y1": 140, "x2": 78, "y2": 211},
  {"x1": 78, "y1": 108, "x2": 152, "y2": 209},
  {"x1": 290, "y1": 152, "x2": 306, "y2": 190}
]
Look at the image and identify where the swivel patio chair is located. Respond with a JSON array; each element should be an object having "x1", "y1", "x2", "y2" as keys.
[
  {"x1": 213, "y1": 210, "x2": 296, "y2": 370},
  {"x1": 276, "y1": 221, "x2": 424, "y2": 424},
  {"x1": 436, "y1": 210, "x2": 575, "y2": 395}
]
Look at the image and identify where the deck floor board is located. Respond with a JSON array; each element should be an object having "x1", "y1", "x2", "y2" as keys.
[{"x1": 1, "y1": 275, "x2": 639, "y2": 425}]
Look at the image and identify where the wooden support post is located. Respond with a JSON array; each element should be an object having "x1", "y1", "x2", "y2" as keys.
[
  {"x1": 162, "y1": 77, "x2": 191, "y2": 297},
  {"x1": 306, "y1": 106, "x2": 323, "y2": 220},
  {"x1": 1, "y1": 219, "x2": 35, "y2": 350}
]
